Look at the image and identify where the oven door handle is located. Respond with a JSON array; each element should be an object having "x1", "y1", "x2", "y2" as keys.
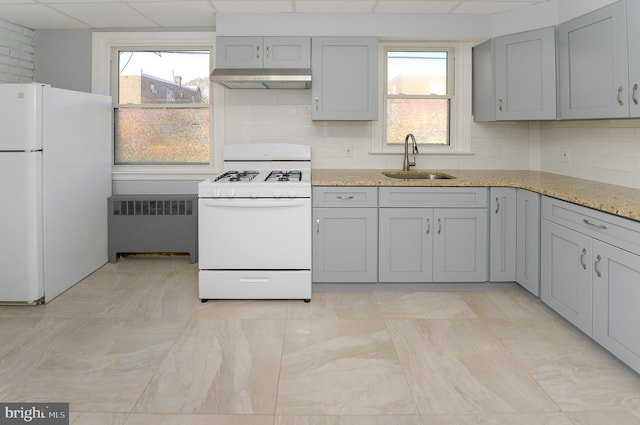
[{"x1": 201, "y1": 199, "x2": 308, "y2": 208}]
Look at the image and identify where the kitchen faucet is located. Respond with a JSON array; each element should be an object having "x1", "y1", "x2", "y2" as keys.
[{"x1": 403, "y1": 133, "x2": 418, "y2": 171}]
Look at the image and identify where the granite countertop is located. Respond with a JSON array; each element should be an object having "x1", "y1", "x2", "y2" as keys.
[{"x1": 312, "y1": 169, "x2": 640, "y2": 222}]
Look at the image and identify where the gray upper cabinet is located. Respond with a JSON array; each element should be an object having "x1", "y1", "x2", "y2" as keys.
[
  {"x1": 557, "y1": 1, "x2": 629, "y2": 119},
  {"x1": 473, "y1": 27, "x2": 557, "y2": 121},
  {"x1": 216, "y1": 36, "x2": 311, "y2": 69},
  {"x1": 311, "y1": 37, "x2": 378, "y2": 121},
  {"x1": 627, "y1": 0, "x2": 640, "y2": 118}
]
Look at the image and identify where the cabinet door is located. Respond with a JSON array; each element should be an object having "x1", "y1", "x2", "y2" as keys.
[
  {"x1": 433, "y1": 208, "x2": 488, "y2": 282},
  {"x1": 494, "y1": 27, "x2": 557, "y2": 120},
  {"x1": 516, "y1": 189, "x2": 540, "y2": 295},
  {"x1": 311, "y1": 37, "x2": 378, "y2": 120},
  {"x1": 593, "y1": 240, "x2": 640, "y2": 373},
  {"x1": 490, "y1": 188, "x2": 517, "y2": 282},
  {"x1": 541, "y1": 220, "x2": 593, "y2": 335},
  {"x1": 312, "y1": 208, "x2": 378, "y2": 283},
  {"x1": 216, "y1": 37, "x2": 263, "y2": 68},
  {"x1": 379, "y1": 208, "x2": 433, "y2": 282},
  {"x1": 263, "y1": 37, "x2": 310, "y2": 68},
  {"x1": 558, "y1": 1, "x2": 629, "y2": 119},
  {"x1": 627, "y1": 0, "x2": 640, "y2": 118}
]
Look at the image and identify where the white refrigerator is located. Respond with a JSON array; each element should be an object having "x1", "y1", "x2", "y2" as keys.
[{"x1": 0, "y1": 83, "x2": 112, "y2": 304}]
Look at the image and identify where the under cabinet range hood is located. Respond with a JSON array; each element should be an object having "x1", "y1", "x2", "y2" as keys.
[{"x1": 210, "y1": 68, "x2": 312, "y2": 89}]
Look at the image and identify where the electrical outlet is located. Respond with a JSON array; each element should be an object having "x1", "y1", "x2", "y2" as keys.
[
  {"x1": 561, "y1": 149, "x2": 571, "y2": 162},
  {"x1": 343, "y1": 144, "x2": 353, "y2": 157}
]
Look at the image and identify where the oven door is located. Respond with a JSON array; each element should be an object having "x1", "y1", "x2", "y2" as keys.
[{"x1": 198, "y1": 197, "x2": 311, "y2": 270}]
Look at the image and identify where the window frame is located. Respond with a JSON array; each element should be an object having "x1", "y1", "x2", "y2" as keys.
[
  {"x1": 371, "y1": 40, "x2": 473, "y2": 156},
  {"x1": 92, "y1": 32, "x2": 223, "y2": 180}
]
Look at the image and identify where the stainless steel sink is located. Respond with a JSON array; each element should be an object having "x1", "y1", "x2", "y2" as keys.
[{"x1": 382, "y1": 171, "x2": 456, "y2": 180}]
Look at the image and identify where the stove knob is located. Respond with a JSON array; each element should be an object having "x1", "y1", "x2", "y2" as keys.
[
  {"x1": 250, "y1": 189, "x2": 259, "y2": 198},
  {"x1": 273, "y1": 189, "x2": 282, "y2": 198},
  {"x1": 288, "y1": 189, "x2": 297, "y2": 198},
  {"x1": 227, "y1": 189, "x2": 236, "y2": 198}
]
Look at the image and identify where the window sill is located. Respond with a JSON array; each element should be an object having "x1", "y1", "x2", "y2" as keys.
[{"x1": 112, "y1": 166, "x2": 219, "y2": 181}]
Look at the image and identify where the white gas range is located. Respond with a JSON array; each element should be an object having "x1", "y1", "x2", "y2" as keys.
[{"x1": 198, "y1": 143, "x2": 312, "y2": 301}]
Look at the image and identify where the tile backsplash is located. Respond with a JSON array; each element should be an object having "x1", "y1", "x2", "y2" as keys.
[{"x1": 223, "y1": 90, "x2": 640, "y2": 190}]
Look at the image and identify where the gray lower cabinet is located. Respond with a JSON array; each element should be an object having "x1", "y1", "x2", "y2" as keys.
[
  {"x1": 312, "y1": 187, "x2": 378, "y2": 282},
  {"x1": 378, "y1": 187, "x2": 488, "y2": 283},
  {"x1": 592, "y1": 240, "x2": 640, "y2": 373},
  {"x1": 541, "y1": 219, "x2": 593, "y2": 336},
  {"x1": 541, "y1": 196, "x2": 640, "y2": 373},
  {"x1": 489, "y1": 188, "x2": 517, "y2": 282},
  {"x1": 516, "y1": 189, "x2": 540, "y2": 295}
]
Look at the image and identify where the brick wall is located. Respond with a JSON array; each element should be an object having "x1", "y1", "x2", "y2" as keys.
[{"x1": 0, "y1": 19, "x2": 34, "y2": 83}]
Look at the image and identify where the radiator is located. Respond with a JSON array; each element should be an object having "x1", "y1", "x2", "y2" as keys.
[{"x1": 108, "y1": 195, "x2": 198, "y2": 263}]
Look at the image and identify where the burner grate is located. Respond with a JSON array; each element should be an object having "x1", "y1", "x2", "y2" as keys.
[{"x1": 265, "y1": 170, "x2": 302, "y2": 182}]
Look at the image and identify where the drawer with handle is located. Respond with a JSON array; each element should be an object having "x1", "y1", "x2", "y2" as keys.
[{"x1": 313, "y1": 186, "x2": 378, "y2": 207}]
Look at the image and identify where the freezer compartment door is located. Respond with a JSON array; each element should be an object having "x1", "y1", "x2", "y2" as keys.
[
  {"x1": 0, "y1": 84, "x2": 43, "y2": 151},
  {"x1": 0, "y1": 152, "x2": 44, "y2": 302}
]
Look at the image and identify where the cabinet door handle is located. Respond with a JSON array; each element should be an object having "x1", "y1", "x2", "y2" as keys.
[
  {"x1": 265, "y1": 45, "x2": 270, "y2": 59},
  {"x1": 495, "y1": 197, "x2": 500, "y2": 214},
  {"x1": 315, "y1": 97, "x2": 319, "y2": 111},
  {"x1": 316, "y1": 218, "x2": 320, "y2": 234},
  {"x1": 336, "y1": 195, "x2": 355, "y2": 200},
  {"x1": 426, "y1": 218, "x2": 430, "y2": 235},
  {"x1": 580, "y1": 248, "x2": 587, "y2": 270},
  {"x1": 617, "y1": 86, "x2": 624, "y2": 106},
  {"x1": 594, "y1": 254, "x2": 602, "y2": 278},
  {"x1": 437, "y1": 218, "x2": 442, "y2": 235},
  {"x1": 633, "y1": 83, "x2": 639, "y2": 105},
  {"x1": 256, "y1": 45, "x2": 260, "y2": 59},
  {"x1": 498, "y1": 97, "x2": 503, "y2": 112},
  {"x1": 583, "y1": 219, "x2": 607, "y2": 230}
]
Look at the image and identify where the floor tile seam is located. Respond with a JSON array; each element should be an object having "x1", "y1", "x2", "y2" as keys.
[
  {"x1": 274, "y1": 318, "x2": 294, "y2": 422},
  {"x1": 476, "y1": 313, "x2": 566, "y2": 414},
  {"x1": 126, "y1": 306, "x2": 200, "y2": 416},
  {"x1": 381, "y1": 315, "x2": 426, "y2": 417}
]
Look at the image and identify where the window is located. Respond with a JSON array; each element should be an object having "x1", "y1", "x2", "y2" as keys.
[
  {"x1": 372, "y1": 41, "x2": 472, "y2": 155},
  {"x1": 92, "y1": 32, "x2": 218, "y2": 177},
  {"x1": 114, "y1": 49, "x2": 210, "y2": 165}
]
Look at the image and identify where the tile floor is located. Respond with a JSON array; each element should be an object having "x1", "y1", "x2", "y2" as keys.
[{"x1": 1, "y1": 255, "x2": 640, "y2": 425}]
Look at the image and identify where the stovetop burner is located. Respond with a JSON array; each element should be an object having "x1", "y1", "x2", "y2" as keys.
[
  {"x1": 215, "y1": 170, "x2": 259, "y2": 183},
  {"x1": 265, "y1": 170, "x2": 302, "y2": 182}
]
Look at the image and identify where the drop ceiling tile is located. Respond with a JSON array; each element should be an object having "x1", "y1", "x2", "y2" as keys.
[
  {"x1": 0, "y1": 4, "x2": 90, "y2": 29},
  {"x1": 130, "y1": 1, "x2": 216, "y2": 27},
  {"x1": 296, "y1": 1, "x2": 376, "y2": 13},
  {"x1": 453, "y1": 1, "x2": 538, "y2": 14},
  {"x1": 212, "y1": 1, "x2": 293, "y2": 13},
  {"x1": 374, "y1": 1, "x2": 458, "y2": 14},
  {"x1": 51, "y1": 3, "x2": 158, "y2": 28}
]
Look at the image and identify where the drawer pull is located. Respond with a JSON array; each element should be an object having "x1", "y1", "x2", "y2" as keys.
[
  {"x1": 336, "y1": 195, "x2": 355, "y2": 200},
  {"x1": 594, "y1": 254, "x2": 602, "y2": 278},
  {"x1": 580, "y1": 248, "x2": 587, "y2": 270},
  {"x1": 316, "y1": 218, "x2": 320, "y2": 234},
  {"x1": 583, "y1": 219, "x2": 607, "y2": 230}
]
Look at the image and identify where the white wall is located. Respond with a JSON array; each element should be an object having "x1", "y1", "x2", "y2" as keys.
[{"x1": 0, "y1": 19, "x2": 34, "y2": 83}]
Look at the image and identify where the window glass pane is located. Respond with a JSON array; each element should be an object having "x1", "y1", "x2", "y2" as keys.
[
  {"x1": 115, "y1": 108, "x2": 210, "y2": 164},
  {"x1": 118, "y1": 50, "x2": 210, "y2": 104},
  {"x1": 386, "y1": 99, "x2": 450, "y2": 145},
  {"x1": 387, "y1": 51, "x2": 447, "y2": 96}
]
